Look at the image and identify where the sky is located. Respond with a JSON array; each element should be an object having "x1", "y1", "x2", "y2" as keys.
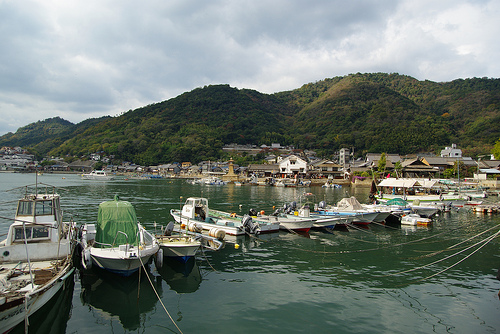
[{"x1": 1, "y1": 0, "x2": 499, "y2": 135}]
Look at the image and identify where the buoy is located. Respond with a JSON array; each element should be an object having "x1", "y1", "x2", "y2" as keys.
[
  {"x1": 180, "y1": 223, "x2": 186, "y2": 229},
  {"x1": 209, "y1": 227, "x2": 226, "y2": 240},
  {"x1": 235, "y1": 243, "x2": 240, "y2": 249},
  {"x1": 188, "y1": 222, "x2": 202, "y2": 233}
]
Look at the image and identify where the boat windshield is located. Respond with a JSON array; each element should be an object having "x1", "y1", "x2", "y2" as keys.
[
  {"x1": 35, "y1": 200, "x2": 54, "y2": 216},
  {"x1": 13, "y1": 225, "x2": 50, "y2": 241},
  {"x1": 16, "y1": 200, "x2": 33, "y2": 216}
]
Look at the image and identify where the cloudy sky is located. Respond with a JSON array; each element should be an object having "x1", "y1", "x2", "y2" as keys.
[{"x1": 1, "y1": 0, "x2": 499, "y2": 135}]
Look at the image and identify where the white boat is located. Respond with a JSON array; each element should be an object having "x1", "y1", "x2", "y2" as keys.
[
  {"x1": 251, "y1": 212, "x2": 314, "y2": 233},
  {"x1": 376, "y1": 178, "x2": 466, "y2": 202},
  {"x1": 80, "y1": 196, "x2": 159, "y2": 276},
  {"x1": 156, "y1": 235, "x2": 201, "y2": 262},
  {"x1": 170, "y1": 197, "x2": 280, "y2": 235},
  {"x1": 81, "y1": 170, "x2": 115, "y2": 181},
  {"x1": 0, "y1": 187, "x2": 77, "y2": 333},
  {"x1": 400, "y1": 214, "x2": 432, "y2": 226},
  {"x1": 315, "y1": 197, "x2": 379, "y2": 225},
  {"x1": 154, "y1": 223, "x2": 202, "y2": 263}
]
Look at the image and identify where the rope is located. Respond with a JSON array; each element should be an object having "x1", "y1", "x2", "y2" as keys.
[
  {"x1": 412, "y1": 229, "x2": 500, "y2": 282},
  {"x1": 199, "y1": 246, "x2": 218, "y2": 273},
  {"x1": 286, "y1": 225, "x2": 468, "y2": 255},
  {"x1": 138, "y1": 256, "x2": 183, "y2": 334},
  {"x1": 382, "y1": 226, "x2": 500, "y2": 277},
  {"x1": 413, "y1": 224, "x2": 500, "y2": 259},
  {"x1": 371, "y1": 221, "x2": 400, "y2": 230}
]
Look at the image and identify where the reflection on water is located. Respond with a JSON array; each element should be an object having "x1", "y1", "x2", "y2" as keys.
[
  {"x1": 1, "y1": 174, "x2": 500, "y2": 333},
  {"x1": 157, "y1": 258, "x2": 202, "y2": 294},
  {"x1": 79, "y1": 267, "x2": 161, "y2": 331},
  {"x1": 10, "y1": 272, "x2": 75, "y2": 334}
]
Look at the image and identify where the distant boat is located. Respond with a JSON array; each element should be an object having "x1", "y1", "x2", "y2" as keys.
[
  {"x1": 80, "y1": 195, "x2": 159, "y2": 276},
  {"x1": 81, "y1": 170, "x2": 114, "y2": 181},
  {"x1": 0, "y1": 185, "x2": 77, "y2": 333},
  {"x1": 401, "y1": 213, "x2": 432, "y2": 226},
  {"x1": 170, "y1": 197, "x2": 279, "y2": 235}
]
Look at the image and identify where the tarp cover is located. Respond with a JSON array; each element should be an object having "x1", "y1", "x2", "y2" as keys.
[
  {"x1": 386, "y1": 198, "x2": 409, "y2": 206},
  {"x1": 337, "y1": 196, "x2": 363, "y2": 210},
  {"x1": 95, "y1": 196, "x2": 138, "y2": 247}
]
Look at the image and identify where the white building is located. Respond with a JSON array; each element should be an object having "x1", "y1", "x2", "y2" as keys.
[
  {"x1": 278, "y1": 155, "x2": 307, "y2": 177},
  {"x1": 440, "y1": 144, "x2": 462, "y2": 158}
]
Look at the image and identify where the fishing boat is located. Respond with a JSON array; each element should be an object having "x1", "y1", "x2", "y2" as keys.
[
  {"x1": 248, "y1": 209, "x2": 314, "y2": 233},
  {"x1": 81, "y1": 170, "x2": 115, "y2": 181},
  {"x1": 315, "y1": 197, "x2": 379, "y2": 225},
  {"x1": 400, "y1": 214, "x2": 432, "y2": 226},
  {"x1": 0, "y1": 186, "x2": 77, "y2": 333},
  {"x1": 376, "y1": 178, "x2": 466, "y2": 202},
  {"x1": 155, "y1": 223, "x2": 202, "y2": 263},
  {"x1": 79, "y1": 195, "x2": 159, "y2": 276},
  {"x1": 170, "y1": 197, "x2": 279, "y2": 235}
]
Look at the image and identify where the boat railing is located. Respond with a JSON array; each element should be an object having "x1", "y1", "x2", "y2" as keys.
[{"x1": 112, "y1": 231, "x2": 129, "y2": 248}]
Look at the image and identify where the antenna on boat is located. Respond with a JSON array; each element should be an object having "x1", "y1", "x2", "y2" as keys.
[{"x1": 35, "y1": 165, "x2": 39, "y2": 196}]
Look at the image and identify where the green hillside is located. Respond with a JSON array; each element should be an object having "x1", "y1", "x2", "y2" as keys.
[{"x1": 1, "y1": 73, "x2": 499, "y2": 163}]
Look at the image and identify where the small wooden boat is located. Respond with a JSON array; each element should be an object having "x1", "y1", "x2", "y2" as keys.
[
  {"x1": 0, "y1": 186, "x2": 77, "y2": 333},
  {"x1": 155, "y1": 223, "x2": 202, "y2": 263}
]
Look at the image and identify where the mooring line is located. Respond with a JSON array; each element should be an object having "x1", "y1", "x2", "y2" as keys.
[
  {"x1": 138, "y1": 256, "x2": 183, "y2": 334},
  {"x1": 381, "y1": 227, "x2": 500, "y2": 277},
  {"x1": 413, "y1": 224, "x2": 500, "y2": 259},
  {"x1": 287, "y1": 225, "x2": 469, "y2": 254},
  {"x1": 412, "y1": 229, "x2": 500, "y2": 283},
  {"x1": 199, "y1": 246, "x2": 218, "y2": 273}
]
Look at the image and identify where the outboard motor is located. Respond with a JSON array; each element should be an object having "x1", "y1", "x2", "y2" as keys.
[
  {"x1": 242, "y1": 214, "x2": 260, "y2": 234},
  {"x1": 318, "y1": 201, "x2": 326, "y2": 209},
  {"x1": 272, "y1": 208, "x2": 281, "y2": 216},
  {"x1": 248, "y1": 208, "x2": 258, "y2": 216},
  {"x1": 164, "y1": 221, "x2": 175, "y2": 236},
  {"x1": 289, "y1": 201, "x2": 297, "y2": 210}
]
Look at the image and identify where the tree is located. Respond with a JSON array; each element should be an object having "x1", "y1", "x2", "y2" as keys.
[
  {"x1": 492, "y1": 138, "x2": 500, "y2": 159},
  {"x1": 378, "y1": 153, "x2": 387, "y2": 176}
]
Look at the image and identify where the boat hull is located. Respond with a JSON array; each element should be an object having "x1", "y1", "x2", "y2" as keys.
[
  {"x1": 0, "y1": 260, "x2": 74, "y2": 333},
  {"x1": 89, "y1": 245, "x2": 158, "y2": 276},
  {"x1": 157, "y1": 236, "x2": 201, "y2": 262}
]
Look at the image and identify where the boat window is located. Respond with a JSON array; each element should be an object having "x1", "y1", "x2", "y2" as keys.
[
  {"x1": 13, "y1": 225, "x2": 50, "y2": 241},
  {"x1": 35, "y1": 200, "x2": 54, "y2": 216},
  {"x1": 16, "y1": 201, "x2": 33, "y2": 216}
]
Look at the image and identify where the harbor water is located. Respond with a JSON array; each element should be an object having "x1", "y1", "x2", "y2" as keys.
[{"x1": 1, "y1": 173, "x2": 499, "y2": 333}]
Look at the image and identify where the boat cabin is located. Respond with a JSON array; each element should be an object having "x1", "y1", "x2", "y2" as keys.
[
  {"x1": 181, "y1": 197, "x2": 209, "y2": 221},
  {"x1": 5, "y1": 194, "x2": 62, "y2": 246}
]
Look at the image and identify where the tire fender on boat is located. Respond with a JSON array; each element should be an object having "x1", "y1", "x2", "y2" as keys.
[
  {"x1": 440, "y1": 194, "x2": 444, "y2": 201},
  {"x1": 155, "y1": 249, "x2": 164, "y2": 269},
  {"x1": 82, "y1": 248, "x2": 92, "y2": 270}
]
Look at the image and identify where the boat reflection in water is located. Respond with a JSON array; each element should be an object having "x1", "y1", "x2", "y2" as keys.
[
  {"x1": 10, "y1": 272, "x2": 75, "y2": 334},
  {"x1": 157, "y1": 258, "x2": 202, "y2": 294},
  {"x1": 79, "y1": 267, "x2": 162, "y2": 331}
]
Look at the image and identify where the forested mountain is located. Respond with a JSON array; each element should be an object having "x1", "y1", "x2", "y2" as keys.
[{"x1": 1, "y1": 73, "x2": 499, "y2": 164}]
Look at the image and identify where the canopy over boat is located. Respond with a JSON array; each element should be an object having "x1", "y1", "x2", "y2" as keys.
[
  {"x1": 378, "y1": 178, "x2": 437, "y2": 189},
  {"x1": 96, "y1": 195, "x2": 138, "y2": 247}
]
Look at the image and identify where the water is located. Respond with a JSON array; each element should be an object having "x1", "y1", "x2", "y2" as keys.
[{"x1": 1, "y1": 173, "x2": 500, "y2": 333}]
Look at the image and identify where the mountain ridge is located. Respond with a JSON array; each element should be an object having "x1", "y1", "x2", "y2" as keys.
[{"x1": 1, "y1": 73, "x2": 499, "y2": 163}]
